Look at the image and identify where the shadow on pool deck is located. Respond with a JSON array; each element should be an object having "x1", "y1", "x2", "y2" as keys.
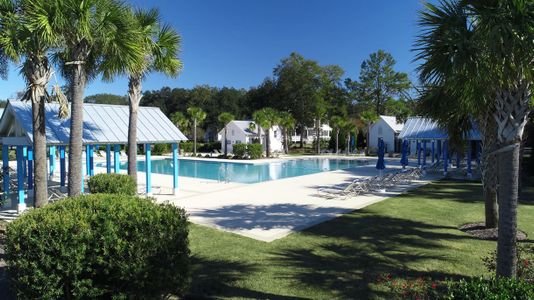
[{"x1": 194, "y1": 203, "x2": 343, "y2": 231}]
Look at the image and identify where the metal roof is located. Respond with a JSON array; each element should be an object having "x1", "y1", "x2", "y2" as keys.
[
  {"x1": 398, "y1": 117, "x2": 481, "y2": 141},
  {"x1": 0, "y1": 100, "x2": 187, "y2": 145},
  {"x1": 379, "y1": 115, "x2": 404, "y2": 132}
]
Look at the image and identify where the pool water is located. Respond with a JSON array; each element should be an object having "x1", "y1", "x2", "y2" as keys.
[{"x1": 112, "y1": 158, "x2": 369, "y2": 184}]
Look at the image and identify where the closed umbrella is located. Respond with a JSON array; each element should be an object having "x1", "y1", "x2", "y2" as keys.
[
  {"x1": 400, "y1": 140, "x2": 409, "y2": 169},
  {"x1": 376, "y1": 138, "x2": 386, "y2": 176}
]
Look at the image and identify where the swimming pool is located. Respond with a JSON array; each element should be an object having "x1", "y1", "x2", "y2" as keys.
[{"x1": 107, "y1": 158, "x2": 369, "y2": 184}]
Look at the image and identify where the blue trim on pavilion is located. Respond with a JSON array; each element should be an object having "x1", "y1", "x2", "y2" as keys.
[
  {"x1": 0, "y1": 100, "x2": 188, "y2": 212},
  {"x1": 399, "y1": 117, "x2": 482, "y2": 176}
]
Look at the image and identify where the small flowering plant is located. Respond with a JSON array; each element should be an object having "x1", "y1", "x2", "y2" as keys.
[
  {"x1": 376, "y1": 273, "x2": 442, "y2": 299},
  {"x1": 482, "y1": 243, "x2": 534, "y2": 282}
]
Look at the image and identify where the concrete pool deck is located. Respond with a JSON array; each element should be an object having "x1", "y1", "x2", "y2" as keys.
[
  {"x1": 1, "y1": 155, "x2": 438, "y2": 242},
  {"x1": 111, "y1": 156, "x2": 438, "y2": 242}
]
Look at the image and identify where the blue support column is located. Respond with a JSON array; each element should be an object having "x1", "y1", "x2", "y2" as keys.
[
  {"x1": 2, "y1": 145, "x2": 9, "y2": 199},
  {"x1": 443, "y1": 141, "x2": 448, "y2": 175},
  {"x1": 467, "y1": 141, "x2": 472, "y2": 178},
  {"x1": 106, "y1": 145, "x2": 111, "y2": 174},
  {"x1": 146, "y1": 144, "x2": 152, "y2": 196},
  {"x1": 81, "y1": 148, "x2": 85, "y2": 194},
  {"x1": 456, "y1": 152, "x2": 461, "y2": 168},
  {"x1": 422, "y1": 140, "x2": 427, "y2": 166},
  {"x1": 22, "y1": 147, "x2": 27, "y2": 178},
  {"x1": 60, "y1": 146, "x2": 66, "y2": 187},
  {"x1": 89, "y1": 145, "x2": 94, "y2": 176},
  {"x1": 437, "y1": 140, "x2": 442, "y2": 163},
  {"x1": 49, "y1": 146, "x2": 56, "y2": 180},
  {"x1": 16, "y1": 146, "x2": 25, "y2": 211},
  {"x1": 85, "y1": 144, "x2": 90, "y2": 175},
  {"x1": 172, "y1": 143, "x2": 179, "y2": 195},
  {"x1": 417, "y1": 141, "x2": 421, "y2": 166},
  {"x1": 114, "y1": 145, "x2": 120, "y2": 173},
  {"x1": 476, "y1": 141, "x2": 481, "y2": 167},
  {"x1": 27, "y1": 147, "x2": 33, "y2": 193},
  {"x1": 431, "y1": 141, "x2": 435, "y2": 164}
]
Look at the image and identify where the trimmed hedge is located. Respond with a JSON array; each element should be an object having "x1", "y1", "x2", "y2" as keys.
[
  {"x1": 248, "y1": 143, "x2": 263, "y2": 159},
  {"x1": 5, "y1": 195, "x2": 191, "y2": 299},
  {"x1": 88, "y1": 173, "x2": 136, "y2": 195},
  {"x1": 446, "y1": 277, "x2": 534, "y2": 300},
  {"x1": 233, "y1": 144, "x2": 247, "y2": 158}
]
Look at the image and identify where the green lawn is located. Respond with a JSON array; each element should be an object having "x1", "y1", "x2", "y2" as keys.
[{"x1": 187, "y1": 179, "x2": 534, "y2": 299}]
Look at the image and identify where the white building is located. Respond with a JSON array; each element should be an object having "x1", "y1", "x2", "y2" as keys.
[
  {"x1": 291, "y1": 124, "x2": 332, "y2": 144},
  {"x1": 368, "y1": 116, "x2": 404, "y2": 153},
  {"x1": 217, "y1": 120, "x2": 284, "y2": 154}
]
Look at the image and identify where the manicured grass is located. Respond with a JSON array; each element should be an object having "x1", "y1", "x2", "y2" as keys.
[{"x1": 187, "y1": 180, "x2": 534, "y2": 299}]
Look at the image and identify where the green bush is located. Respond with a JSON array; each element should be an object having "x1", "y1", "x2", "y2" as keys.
[
  {"x1": 248, "y1": 143, "x2": 263, "y2": 159},
  {"x1": 446, "y1": 277, "x2": 534, "y2": 300},
  {"x1": 5, "y1": 195, "x2": 190, "y2": 299},
  {"x1": 233, "y1": 144, "x2": 247, "y2": 158},
  {"x1": 152, "y1": 143, "x2": 171, "y2": 155},
  {"x1": 88, "y1": 173, "x2": 136, "y2": 195},
  {"x1": 198, "y1": 142, "x2": 221, "y2": 152},
  {"x1": 180, "y1": 141, "x2": 194, "y2": 153}
]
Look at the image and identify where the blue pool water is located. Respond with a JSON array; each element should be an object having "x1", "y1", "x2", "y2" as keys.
[{"x1": 105, "y1": 158, "x2": 369, "y2": 184}]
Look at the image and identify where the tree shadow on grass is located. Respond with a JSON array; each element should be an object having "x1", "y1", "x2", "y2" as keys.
[
  {"x1": 270, "y1": 212, "x2": 473, "y2": 299},
  {"x1": 187, "y1": 256, "x2": 305, "y2": 300}
]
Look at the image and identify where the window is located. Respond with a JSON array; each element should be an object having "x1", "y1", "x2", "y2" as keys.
[
  {"x1": 231, "y1": 130, "x2": 235, "y2": 136},
  {"x1": 378, "y1": 126, "x2": 383, "y2": 136},
  {"x1": 274, "y1": 130, "x2": 278, "y2": 138},
  {"x1": 235, "y1": 140, "x2": 241, "y2": 144}
]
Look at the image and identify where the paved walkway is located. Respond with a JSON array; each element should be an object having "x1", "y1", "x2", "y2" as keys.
[{"x1": 149, "y1": 158, "x2": 438, "y2": 242}]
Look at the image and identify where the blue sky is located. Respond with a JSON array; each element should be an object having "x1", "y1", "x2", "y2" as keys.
[{"x1": 0, "y1": 0, "x2": 427, "y2": 100}]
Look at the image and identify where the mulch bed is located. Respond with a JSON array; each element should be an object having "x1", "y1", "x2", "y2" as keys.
[{"x1": 459, "y1": 222, "x2": 527, "y2": 241}]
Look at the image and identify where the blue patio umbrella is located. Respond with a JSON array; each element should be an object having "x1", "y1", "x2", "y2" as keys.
[
  {"x1": 400, "y1": 140, "x2": 409, "y2": 169},
  {"x1": 376, "y1": 138, "x2": 386, "y2": 175}
]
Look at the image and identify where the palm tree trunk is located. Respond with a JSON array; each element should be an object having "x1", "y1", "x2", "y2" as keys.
[
  {"x1": 32, "y1": 97, "x2": 47, "y2": 207},
  {"x1": 346, "y1": 134, "x2": 350, "y2": 155},
  {"x1": 480, "y1": 112, "x2": 499, "y2": 228},
  {"x1": 335, "y1": 130, "x2": 339, "y2": 154},
  {"x1": 127, "y1": 75, "x2": 142, "y2": 186},
  {"x1": 224, "y1": 126, "x2": 228, "y2": 156},
  {"x1": 266, "y1": 128, "x2": 271, "y2": 158},
  {"x1": 316, "y1": 119, "x2": 321, "y2": 154},
  {"x1": 300, "y1": 127, "x2": 304, "y2": 148},
  {"x1": 68, "y1": 64, "x2": 86, "y2": 196},
  {"x1": 494, "y1": 83, "x2": 531, "y2": 278},
  {"x1": 193, "y1": 119, "x2": 197, "y2": 156}
]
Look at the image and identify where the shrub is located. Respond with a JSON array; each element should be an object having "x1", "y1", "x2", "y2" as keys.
[
  {"x1": 376, "y1": 273, "x2": 441, "y2": 299},
  {"x1": 446, "y1": 277, "x2": 534, "y2": 300},
  {"x1": 248, "y1": 143, "x2": 263, "y2": 159},
  {"x1": 152, "y1": 143, "x2": 170, "y2": 155},
  {"x1": 180, "y1": 141, "x2": 194, "y2": 153},
  {"x1": 88, "y1": 173, "x2": 136, "y2": 195},
  {"x1": 312, "y1": 138, "x2": 330, "y2": 151},
  {"x1": 482, "y1": 243, "x2": 534, "y2": 282},
  {"x1": 233, "y1": 144, "x2": 247, "y2": 158},
  {"x1": 198, "y1": 142, "x2": 221, "y2": 153},
  {"x1": 5, "y1": 195, "x2": 191, "y2": 299}
]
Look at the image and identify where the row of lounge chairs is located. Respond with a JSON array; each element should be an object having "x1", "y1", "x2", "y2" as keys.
[{"x1": 317, "y1": 168, "x2": 424, "y2": 200}]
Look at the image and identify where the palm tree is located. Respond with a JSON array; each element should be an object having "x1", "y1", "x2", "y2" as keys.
[
  {"x1": 248, "y1": 121, "x2": 261, "y2": 144},
  {"x1": 187, "y1": 107, "x2": 206, "y2": 156},
  {"x1": 54, "y1": 0, "x2": 143, "y2": 196},
  {"x1": 278, "y1": 111, "x2": 295, "y2": 154},
  {"x1": 171, "y1": 111, "x2": 190, "y2": 135},
  {"x1": 0, "y1": 0, "x2": 69, "y2": 207},
  {"x1": 126, "y1": 8, "x2": 182, "y2": 185},
  {"x1": 360, "y1": 111, "x2": 378, "y2": 155},
  {"x1": 342, "y1": 121, "x2": 357, "y2": 155},
  {"x1": 416, "y1": 0, "x2": 534, "y2": 277},
  {"x1": 253, "y1": 108, "x2": 280, "y2": 158},
  {"x1": 217, "y1": 112, "x2": 234, "y2": 156},
  {"x1": 330, "y1": 115, "x2": 345, "y2": 154}
]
